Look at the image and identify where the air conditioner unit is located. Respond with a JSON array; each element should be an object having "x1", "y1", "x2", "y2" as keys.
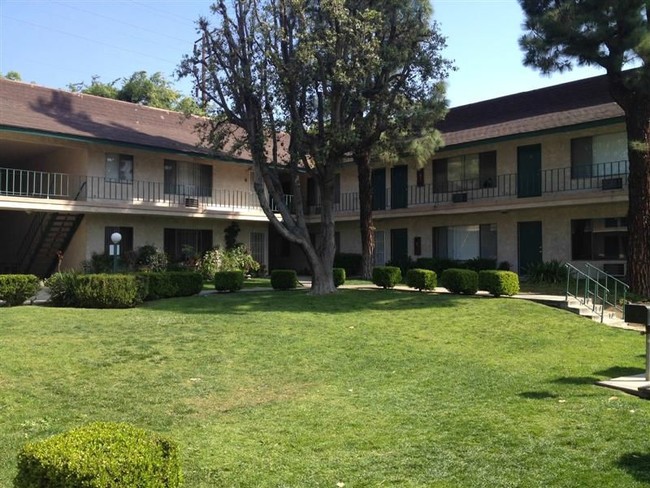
[
  {"x1": 185, "y1": 197, "x2": 199, "y2": 208},
  {"x1": 601, "y1": 177, "x2": 623, "y2": 190},
  {"x1": 452, "y1": 192, "x2": 468, "y2": 203},
  {"x1": 603, "y1": 262, "x2": 626, "y2": 277}
]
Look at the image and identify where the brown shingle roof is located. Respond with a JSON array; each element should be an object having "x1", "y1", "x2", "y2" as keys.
[
  {"x1": 0, "y1": 78, "x2": 233, "y2": 159},
  {"x1": 438, "y1": 74, "x2": 624, "y2": 147}
]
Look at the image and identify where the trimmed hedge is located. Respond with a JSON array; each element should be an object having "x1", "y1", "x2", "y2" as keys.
[
  {"x1": 372, "y1": 266, "x2": 402, "y2": 289},
  {"x1": 14, "y1": 422, "x2": 181, "y2": 488},
  {"x1": 405, "y1": 268, "x2": 437, "y2": 291},
  {"x1": 214, "y1": 270, "x2": 244, "y2": 292},
  {"x1": 479, "y1": 270, "x2": 520, "y2": 297},
  {"x1": 46, "y1": 273, "x2": 142, "y2": 308},
  {"x1": 333, "y1": 268, "x2": 346, "y2": 288},
  {"x1": 0, "y1": 274, "x2": 40, "y2": 306},
  {"x1": 167, "y1": 271, "x2": 203, "y2": 297},
  {"x1": 440, "y1": 268, "x2": 478, "y2": 295},
  {"x1": 271, "y1": 269, "x2": 298, "y2": 290}
]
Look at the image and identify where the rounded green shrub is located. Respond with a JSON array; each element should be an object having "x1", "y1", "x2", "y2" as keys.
[
  {"x1": 45, "y1": 272, "x2": 79, "y2": 307},
  {"x1": 405, "y1": 268, "x2": 437, "y2": 291},
  {"x1": 214, "y1": 270, "x2": 244, "y2": 292},
  {"x1": 333, "y1": 268, "x2": 346, "y2": 288},
  {"x1": 271, "y1": 269, "x2": 298, "y2": 290},
  {"x1": 0, "y1": 274, "x2": 40, "y2": 306},
  {"x1": 440, "y1": 268, "x2": 478, "y2": 295},
  {"x1": 372, "y1": 266, "x2": 402, "y2": 289},
  {"x1": 14, "y1": 422, "x2": 181, "y2": 488},
  {"x1": 479, "y1": 270, "x2": 520, "y2": 297}
]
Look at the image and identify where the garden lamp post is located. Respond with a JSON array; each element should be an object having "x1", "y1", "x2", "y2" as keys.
[{"x1": 110, "y1": 232, "x2": 122, "y2": 273}]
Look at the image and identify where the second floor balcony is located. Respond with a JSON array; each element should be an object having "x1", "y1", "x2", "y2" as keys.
[{"x1": 0, "y1": 160, "x2": 629, "y2": 218}]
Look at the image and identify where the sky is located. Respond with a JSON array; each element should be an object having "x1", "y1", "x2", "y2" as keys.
[{"x1": 0, "y1": 0, "x2": 605, "y2": 108}]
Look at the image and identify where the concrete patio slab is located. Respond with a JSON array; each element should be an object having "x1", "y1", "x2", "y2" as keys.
[{"x1": 597, "y1": 374, "x2": 650, "y2": 399}]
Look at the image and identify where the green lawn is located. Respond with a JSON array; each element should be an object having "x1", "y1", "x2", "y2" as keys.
[{"x1": 1, "y1": 290, "x2": 649, "y2": 486}]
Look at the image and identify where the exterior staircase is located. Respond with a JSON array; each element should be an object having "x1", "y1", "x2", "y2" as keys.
[{"x1": 17, "y1": 212, "x2": 84, "y2": 278}]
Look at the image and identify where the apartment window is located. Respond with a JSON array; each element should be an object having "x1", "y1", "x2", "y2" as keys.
[
  {"x1": 433, "y1": 151, "x2": 497, "y2": 192},
  {"x1": 571, "y1": 132, "x2": 628, "y2": 178},
  {"x1": 414, "y1": 236, "x2": 422, "y2": 256},
  {"x1": 164, "y1": 228, "x2": 213, "y2": 262},
  {"x1": 164, "y1": 160, "x2": 212, "y2": 197},
  {"x1": 106, "y1": 154, "x2": 133, "y2": 182},
  {"x1": 104, "y1": 226, "x2": 133, "y2": 255},
  {"x1": 433, "y1": 224, "x2": 497, "y2": 261},
  {"x1": 571, "y1": 218, "x2": 627, "y2": 260},
  {"x1": 250, "y1": 232, "x2": 266, "y2": 266},
  {"x1": 374, "y1": 230, "x2": 385, "y2": 266}
]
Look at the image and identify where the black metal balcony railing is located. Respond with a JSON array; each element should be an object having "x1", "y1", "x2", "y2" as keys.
[{"x1": 0, "y1": 160, "x2": 628, "y2": 214}]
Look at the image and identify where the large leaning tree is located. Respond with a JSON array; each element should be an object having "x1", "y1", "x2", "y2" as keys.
[
  {"x1": 348, "y1": 0, "x2": 451, "y2": 279},
  {"x1": 519, "y1": 0, "x2": 650, "y2": 297},
  {"x1": 180, "y1": 0, "x2": 396, "y2": 294}
]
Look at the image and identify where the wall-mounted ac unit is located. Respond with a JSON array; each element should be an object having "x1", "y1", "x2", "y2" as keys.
[
  {"x1": 601, "y1": 177, "x2": 623, "y2": 190},
  {"x1": 185, "y1": 197, "x2": 199, "y2": 208},
  {"x1": 452, "y1": 193, "x2": 468, "y2": 203},
  {"x1": 603, "y1": 262, "x2": 626, "y2": 277}
]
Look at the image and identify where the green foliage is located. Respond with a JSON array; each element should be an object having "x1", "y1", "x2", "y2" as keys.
[
  {"x1": 372, "y1": 266, "x2": 402, "y2": 289},
  {"x1": 333, "y1": 268, "x2": 346, "y2": 288},
  {"x1": 197, "y1": 246, "x2": 260, "y2": 281},
  {"x1": 45, "y1": 272, "x2": 79, "y2": 307},
  {"x1": 3, "y1": 71, "x2": 22, "y2": 81},
  {"x1": 135, "y1": 245, "x2": 168, "y2": 272},
  {"x1": 525, "y1": 260, "x2": 567, "y2": 284},
  {"x1": 0, "y1": 275, "x2": 40, "y2": 306},
  {"x1": 46, "y1": 273, "x2": 142, "y2": 308},
  {"x1": 141, "y1": 272, "x2": 177, "y2": 300},
  {"x1": 414, "y1": 257, "x2": 495, "y2": 276},
  {"x1": 14, "y1": 422, "x2": 181, "y2": 488},
  {"x1": 440, "y1": 268, "x2": 478, "y2": 295},
  {"x1": 72, "y1": 274, "x2": 142, "y2": 308},
  {"x1": 405, "y1": 268, "x2": 437, "y2": 291},
  {"x1": 270, "y1": 270, "x2": 298, "y2": 290},
  {"x1": 333, "y1": 253, "x2": 362, "y2": 277},
  {"x1": 479, "y1": 270, "x2": 520, "y2": 297},
  {"x1": 167, "y1": 272, "x2": 203, "y2": 297},
  {"x1": 82, "y1": 252, "x2": 114, "y2": 274},
  {"x1": 224, "y1": 222, "x2": 241, "y2": 250},
  {"x1": 463, "y1": 257, "x2": 497, "y2": 273},
  {"x1": 214, "y1": 270, "x2": 244, "y2": 292}
]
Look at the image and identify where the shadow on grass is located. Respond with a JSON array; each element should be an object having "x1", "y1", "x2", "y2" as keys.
[
  {"x1": 618, "y1": 453, "x2": 650, "y2": 483},
  {"x1": 552, "y1": 376, "x2": 600, "y2": 385},
  {"x1": 594, "y1": 366, "x2": 645, "y2": 378},
  {"x1": 140, "y1": 289, "x2": 464, "y2": 315},
  {"x1": 518, "y1": 391, "x2": 560, "y2": 400}
]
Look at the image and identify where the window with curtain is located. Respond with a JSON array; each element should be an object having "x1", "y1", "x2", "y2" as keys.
[
  {"x1": 374, "y1": 230, "x2": 385, "y2": 266},
  {"x1": 433, "y1": 151, "x2": 497, "y2": 192},
  {"x1": 105, "y1": 154, "x2": 133, "y2": 182},
  {"x1": 164, "y1": 160, "x2": 213, "y2": 197},
  {"x1": 571, "y1": 132, "x2": 628, "y2": 178},
  {"x1": 433, "y1": 224, "x2": 497, "y2": 261}
]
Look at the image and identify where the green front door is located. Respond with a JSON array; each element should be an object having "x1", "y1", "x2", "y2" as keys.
[
  {"x1": 517, "y1": 144, "x2": 542, "y2": 197},
  {"x1": 518, "y1": 221, "x2": 542, "y2": 274},
  {"x1": 391, "y1": 228, "x2": 408, "y2": 266},
  {"x1": 372, "y1": 168, "x2": 387, "y2": 210},
  {"x1": 391, "y1": 165, "x2": 408, "y2": 209}
]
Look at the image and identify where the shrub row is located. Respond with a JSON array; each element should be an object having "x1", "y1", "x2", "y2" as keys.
[
  {"x1": 440, "y1": 268, "x2": 479, "y2": 295},
  {"x1": 0, "y1": 274, "x2": 40, "y2": 306},
  {"x1": 271, "y1": 269, "x2": 298, "y2": 290},
  {"x1": 139, "y1": 271, "x2": 203, "y2": 300},
  {"x1": 47, "y1": 271, "x2": 203, "y2": 308},
  {"x1": 478, "y1": 270, "x2": 520, "y2": 297},
  {"x1": 47, "y1": 273, "x2": 143, "y2": 308},
  {"x1": 15, "y1": 422, "x2": 181, "y2": 488},
  {"x1": 333, "y1": 253, "x2": 362, "y2": 277}
]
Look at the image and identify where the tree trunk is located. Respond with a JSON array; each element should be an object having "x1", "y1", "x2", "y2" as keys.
[
  {"x1": 356, "y1": 152, "x2": 375, "y2": 280},
  {"x1": 309, "y1": 164, "x2": 337, "y2": 295},
  {"x1": 624, "y1": 110, "x2": 650, "y2": 297}
]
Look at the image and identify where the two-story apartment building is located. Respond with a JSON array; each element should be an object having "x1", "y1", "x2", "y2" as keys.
[
  {"x1": 330, "y1": 74, "x2": 629, "y2": 276},
  {"x1": 0, "y1": 73, "x2": 630, "y2": 277}
]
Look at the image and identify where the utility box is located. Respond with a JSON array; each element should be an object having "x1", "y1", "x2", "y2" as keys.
[{"x1": 625, "y1": 304, "x2": 650, "y2": 325}]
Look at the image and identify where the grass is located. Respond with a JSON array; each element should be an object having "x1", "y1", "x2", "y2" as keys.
[{"x1": 1, "y1": 290, "x2": 649, "y2": 486}]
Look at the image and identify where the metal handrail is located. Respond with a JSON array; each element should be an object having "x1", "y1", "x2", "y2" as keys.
[
  {"x1": 565, "y1": 263, "x2": 610, "y2": 323},
  {"x1": 584, "y1": 263, "x2": 629, "y2": 318}
]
